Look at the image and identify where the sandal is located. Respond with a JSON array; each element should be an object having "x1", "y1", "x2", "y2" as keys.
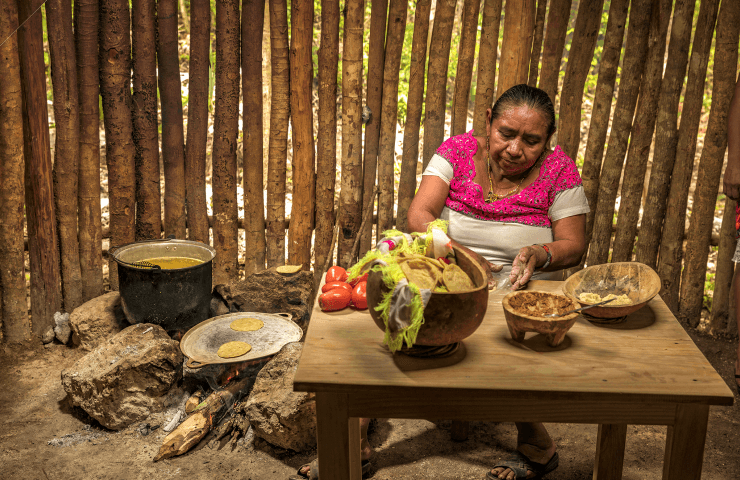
[
  {"x1": 486, "y1": 451, "x2": 559, "y2": 479},
  {"x1": 290, "y1": 458, "x2": 372, "y2": 479}
]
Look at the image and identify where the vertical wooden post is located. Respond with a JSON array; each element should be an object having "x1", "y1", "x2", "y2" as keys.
[
  {"x1": 242, "y1": 0, "x2": 266, "y2": 275},
  {"x1": 212, "y1": 0, "x2": 241, "y2": 284},
  {"x1": 611, "y1": 0, "x2": 672, "y2": 263},
  {"x1": 471, "y1": 0, "x2": 503, "y2": 136},
  {"x1": 336, "y1": 0, "x2": 365, "y2": 268},
  {"x1": 314, "y1": 0, "x2": 340, "y2": 276},
  {"x1": 0, "y1": 0, "x2": 29, "y2": 342},
  {"x1": 537, "y1": 0, "x2": 572, "y2": 104},
  {"x1": 288, "y1": 0, "x2": 315, "y2": 269},
  {"x1": 635, "y1": 0, "x2": 696, "y2": 268},
  {"x1": 451, "y1": 0, "x2": 482, "y2": 137},
  {"x1": 359, "y1": 0, "x2": 388, "y2": 254},
  {"x1": 656, "y1": 0, "x2": 720, "y2": 312},
  {"x1": 158, "y1": 0, "x2": 187, "y2": 239},
  {"x1": 75, "y1": 0, "x2": 103, "y2": 301},
  {"x1": 46, "y1": 0, "x2": 83, "y2": 312},
  {"x1": 586, "y1": 0, "x2": 653, "y2": 267},
  {"x1": 557, "y1": 0, "x2": 604, "y2": 161},
  {"x1": 580, "y1": 0, "x2": 628, "y2": 260},
  {"x1": 186, "y1": 0, "x2": 211, "y2": 245},
  {"x1": 421, "y1": 0, "x2": 457, "y2": 170},
  {"x1": 99, "y1": 0, "x2": 136, "y2": 291},
  {"x1": 266, "y1": 0, "x2": 290, "y2": 268},
  {"x1": 497, "y1": 0, "x2": 535, "y2": 98},
  {"x1": 711, "y1": 198, "x2": 738, "y2": 333},
  {"x1": 679, "y1": 0, "x2": 740, "y2": 326},
  {"x1": 527, "y1": 0, "x2": 547, "y2": 88},
  {"x1": 376, "y1": 0, "x2": 408, "y2": 236},
  {"x1": 17, "y1": 0, "x2": 62, "y2": 336},
  {"x1": 132, "y1": 0, "x2": 162, "y2": 242},
  {"x1": 396, "y1": 0, "x2": 432, "y2": 233}
]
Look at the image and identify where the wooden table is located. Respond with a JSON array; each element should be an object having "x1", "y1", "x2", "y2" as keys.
[{"x1": 293, "y1": 280, "x2": 734, "y2": 479}]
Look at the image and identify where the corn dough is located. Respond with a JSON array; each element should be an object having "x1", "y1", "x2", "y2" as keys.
[
  {"x1": 578, "y1": 292, "x2": 632, "y2": 306},
  {"x1": 217, "y1": 341, "x2": 252, "y2": 358},
  {"x1": 230, "y1": 317, "x2": 264, "y2": 332}
]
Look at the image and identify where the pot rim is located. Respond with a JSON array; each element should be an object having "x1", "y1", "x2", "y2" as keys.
[{"x1": 111, "y1": 238, "x2": 217, "y2": 271}]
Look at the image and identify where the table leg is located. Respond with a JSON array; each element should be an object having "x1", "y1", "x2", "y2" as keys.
[
  {"x1": 662, "y1": 404, "x2": 709, "y2": 480},
  {"x1": 593, "y1": 423, "x2": 627, "y2": 480},
  {"x1": 450, "y1": 420, "x2": 470, "y2": 441},
  {"x1": 315, "y1": 392, "x2": 362, "y2": 480}
]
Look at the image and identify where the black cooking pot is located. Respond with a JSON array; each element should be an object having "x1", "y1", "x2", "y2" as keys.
[{"x1": 111, "y1": 239, "x2": 217, "y2": 337}]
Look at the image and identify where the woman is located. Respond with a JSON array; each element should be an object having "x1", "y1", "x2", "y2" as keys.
[{"x1": 408, "y1": 84, "x2": 589, "y2": 480}]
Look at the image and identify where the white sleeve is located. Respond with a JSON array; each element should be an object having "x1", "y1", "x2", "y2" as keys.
[
  {"x1": 548, "y1": 185, "x2": 590, "y2": 222},
  {"x1": 422, "y1": 153, "x2": 454, "y2": 185}
]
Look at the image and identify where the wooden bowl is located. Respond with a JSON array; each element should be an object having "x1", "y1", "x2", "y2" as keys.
[
  {"x1": 366, "y1": 247, "x2": 489, "y2": 346},
  {"x1": 502, "y1": 291, "x2": 580, "y2": 347},
  {"x1": 562, "y1": 262, "x2": 660, "y2": 320}
]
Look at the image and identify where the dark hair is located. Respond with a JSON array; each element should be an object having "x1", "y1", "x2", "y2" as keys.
[{"x1": 490, "y1": 84, "x2": 556, "y2": 136}]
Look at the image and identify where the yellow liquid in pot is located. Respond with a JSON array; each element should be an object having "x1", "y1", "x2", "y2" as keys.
[{"x1": 141, "y1": 256, "x2": 203, "y2": 269}]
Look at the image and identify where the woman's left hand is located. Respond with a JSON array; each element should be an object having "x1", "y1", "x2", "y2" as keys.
[{"x1": 509, "y1": 245, "x2": 543, "y2": 290}]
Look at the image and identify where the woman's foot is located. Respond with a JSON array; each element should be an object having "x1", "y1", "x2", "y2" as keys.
[{"x1": 488, "y1": 443, "x2": 557, "y2": 480}]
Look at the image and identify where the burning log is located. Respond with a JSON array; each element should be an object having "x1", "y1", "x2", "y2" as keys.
[{"x1": 153, "y1": 376, "x2": 250, "y2": 461}]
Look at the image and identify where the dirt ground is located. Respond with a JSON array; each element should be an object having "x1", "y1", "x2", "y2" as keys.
[{"x1": 0, "y1": 319, "x2": 738, "y2": 480}]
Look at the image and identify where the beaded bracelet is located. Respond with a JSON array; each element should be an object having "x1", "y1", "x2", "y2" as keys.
[{"x1": 536, "y1": 243, "x2": 552, "y2": 270}]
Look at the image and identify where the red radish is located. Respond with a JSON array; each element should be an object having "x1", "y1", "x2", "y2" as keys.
[
  {"x1": 321, "y1": 281, "x2": 352, "y2": 294},
  {"x1": 351, "y1": 281, "x2": 368, "y2": 310},
  {"x1": 348, "y1": 272, "x2": 368, "y2": 287},
  {"x1": 319, "y1": 289, "x2": 351, "y2": 311},
  {"x1": 326, "y1": 266, "x2": 348, "y2": 283}
]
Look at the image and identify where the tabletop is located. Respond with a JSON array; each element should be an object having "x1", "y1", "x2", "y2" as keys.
[{"x1": 294, "y1": 280, "x2": 734, "y2": 407}]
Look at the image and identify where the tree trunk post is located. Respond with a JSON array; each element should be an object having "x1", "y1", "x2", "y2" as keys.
[
  {"x1": 396, "y1": 0, "x2": 432, "y2": 233},
  {"x1": 679, "y1": 0, "x2": 740, "y2": 326},
  {"x1": 242, "y1": 0, "x2": 266, "y2": 275},
  {"x1": 451, "y1": 0, "x2": 482, "y2": 137},
  {"x1": 711, "y1": 198, "x2": 738, "y2": 333},
  {"x1": 471, "y1": 0, "x2": 502, "y2": 136},
  {"x1": 288, "y1": 0, "x2": 315, "y2": 269},
  {"x1": 0, "y1": 0, "x2": 29, "y2": 342},
  {"x1": 527, "y1": 0, "x2": 547, "y2": 88},
  {"x1": 537, "y1": 0, "x2": 572, "y2": 104}
]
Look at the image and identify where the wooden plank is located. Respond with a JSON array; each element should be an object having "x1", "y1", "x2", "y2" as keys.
[
  {"x1": 497, "y1": 0, "x2": 535, "y2": 98},
  {"x1": 662, "y1": 404, "x2": 710, "y2": 480},
  {"x1": 593, "y1": 424, "x2": 627, "y2": 480},
  {"x1": 295, "y1": 281, "x2": 733, "y2": 406},
  {"x1": 315, "y1": 393, "x2": 361, "y2": 480}
]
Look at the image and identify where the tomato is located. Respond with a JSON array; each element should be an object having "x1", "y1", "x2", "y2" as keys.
[
  {"x1": 351, "y1": 281, "x2": 368, "y2": 310},
  {"x1": 321, "y1": 281, "x2": 352, "y2": 294},
  {"x1": 348, "y1": 272, "x2": 368, "y2": 287},
  {"x1": 319, "y1": 289, "x2": 351, "y2": 312},
  {"x1": 326, "y1": 266, "x2": 348, "y2": 283}
]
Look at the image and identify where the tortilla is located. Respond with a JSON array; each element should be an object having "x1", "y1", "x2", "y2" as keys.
[
  {"x1": 276, "y1": 265, "x2": 302, "y2": 274},
  {"x1": 399, "y1": 258, "x2": 442, "y2": 290},
  {"x1": 217, "y1": 341, "x2": 252, "y2": 358},
  {"x1": 441, "y1": 264, "x2": 475, "y2": 292},
  {"x1": 229, "y1": 317, "x2": 264, "y2": 332}
]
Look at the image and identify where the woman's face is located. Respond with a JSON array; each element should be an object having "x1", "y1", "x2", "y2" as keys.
[{"x1": 486, "y1": 105, "x2": 551, "y2": 176}]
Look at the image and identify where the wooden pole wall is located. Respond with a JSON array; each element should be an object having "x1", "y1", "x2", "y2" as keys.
[
  {"x1": 396, "y1": 0, "x2": 432, "y2": 233},
  {"x1": 75, "y1": 0, "x2": 104, "y2": 301},
  {"x1": 537, "y1": 0, "x2": 572, "y2": 104},
  {"x1": 497, "y1": 0, "x2": 535, "y2": 99},
  {"x1": 711, "y1": 198, "x2": 737, "y2": 332},
  {"x1": 18, "y1": 2, "x2": 62, "y2": 336},
  {"x1": 185, "y1": 0, "x2": 211, "y2": 245},
  {"x1": 313, "y1": 0, "x2": 340, "y2": 276},
  {"x1": 242, "y1": 0, "x2": 266, "y2": 275},
  {"x1": 527, "y1": 0, "x2": 547, "y2": 88},
  {"x1": 471, "y1": 0, "x2": 502, "y2": 136},
  {"x1": 656, "y1": 0, "x2": 720, "y2": 312},
  {"x1": 634, "y1": 0, "x2": 695, "y2": 268},
  {"x1": 287, "y1": 0, "x2": 315, "y2": 269},
  {"x1": 0, "y1": 0, "x2": 29, "y2": 342},
  {"x1": 451, "y1": 0, "x2": 481, "y2": 137},
  {"x1": 679, "y1": 0, "x2": 740, "y2": 325}
]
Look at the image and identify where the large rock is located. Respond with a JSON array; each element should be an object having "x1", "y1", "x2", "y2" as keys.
[
  {"x1": 61, "y1": 323, "x2": 183, "y2": 430},
  {"x1": 245, "y1": 342, "x2": 316, "y2": 451},
  {"x1": 69, "y1": 292, "x2": 128, "y2": 351},
  {"x1": 214, "y1": 268, "x2": 314, "y2": 331}
]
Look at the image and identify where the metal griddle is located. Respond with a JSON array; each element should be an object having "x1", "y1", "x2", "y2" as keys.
[{"x1": 180, "y1": 312, "x2": 303, "y2": 368}]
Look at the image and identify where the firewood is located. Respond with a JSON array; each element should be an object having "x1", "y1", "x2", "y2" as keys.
[{"x1": 153, "y1": 377, "x2": 250, "y2": 461}]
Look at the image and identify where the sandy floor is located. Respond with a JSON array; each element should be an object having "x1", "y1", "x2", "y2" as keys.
[{"x1": 0, "y1": 320, "x2": 738, "y2": 480}]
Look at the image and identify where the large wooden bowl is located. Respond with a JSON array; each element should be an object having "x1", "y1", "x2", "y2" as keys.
[
  {"x1": 366, "y1": 247, "x2": 489, "y2": 346},
  {"x1": 502, "y1": 291, "x2": 580, "y2": 347},
  {"x1": 562, "y1": 262, "x2": 660, "y2": 320}
]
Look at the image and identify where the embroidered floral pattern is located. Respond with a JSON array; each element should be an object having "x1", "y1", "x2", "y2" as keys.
[{"x1": 437, "y1": 130, "x2": 583, "y2": 228}]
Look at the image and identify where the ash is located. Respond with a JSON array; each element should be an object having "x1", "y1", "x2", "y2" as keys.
[{"x1": 47, "y1": 425, "x2": 109, "y2": 447}]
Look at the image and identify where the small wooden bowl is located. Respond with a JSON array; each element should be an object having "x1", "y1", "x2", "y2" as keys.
[
  {"x1": 562, "y1": 262, "x2": 660, "y2": 320},
  {"x1": 502, "y1": 291, "x2": 581, "y2": 347},
  {"x1": 367, "y1": 247, "x2": 489, "y2": 347}
]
